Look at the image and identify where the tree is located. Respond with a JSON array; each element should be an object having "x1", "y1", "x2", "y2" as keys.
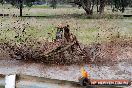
[
  {"x1": 80, "y1": 0, "x2": 94, "y2": 15},
  {"x1": 99, "y1": 0, "x2": 106, "y2": 14},
  {"x1": 50, "y1": 0, "x2": 57, "y2": 9},
  {"x1": 0, "y1": 0, "x2": 4, "y2": 5},
  {"x1": 70, "y1": 0, "x2": 94, "y2": 15},
  {"x1": 111, "y1": 0, "x2": 130, "y2": 13},
  {"x1": 72, "y1": 0, "x2": 131, "y2": 15},
  {"x1": 72, "y1": 0, "x2": 105, "y2": 15},
  {"x1": 0, "y1": 0, "x2": 38, "y2": 16},
  {"x1": 19, "y1": 0, "x2": 23, "y2": 17}
]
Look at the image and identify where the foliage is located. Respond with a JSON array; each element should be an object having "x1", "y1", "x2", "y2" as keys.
[
  {"x1": 72, "y1": 0, "x2": 131, "y2": 14},
  {"x1": 50, "y1": 0, "x2": 57, "y2": 9},
  {"x1": 111, "y1": 0, "x2": 131, "y2": 12},
  {"x1": 0, "y1": 0, "x2": 39, "y2": 16},
  {"x1": 0, "y1": 0, "x2": 131, "y2": 16}
]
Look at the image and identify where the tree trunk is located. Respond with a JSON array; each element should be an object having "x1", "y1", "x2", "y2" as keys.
[
  {"x1": 51, "y1": 0, "x2": 57, "y2": 9},
  {"x1": 81, "y1": 0, "x2": 93, "y2": 15},
  {"x1": 99, "y1": 0, "x2": 106, "y2": 14},
  {"x1": 84, "y1": 8, "x2": 93, "y2": 15},
  {"x1": 91, "y1": 0, "x2": 95, "y2": 12},
  {"x1": 19, "y1": 0, "x2": 23, "y2": 17},
  {"x1": 97, "y1": 0, "x2": 99, "y2": 13}
]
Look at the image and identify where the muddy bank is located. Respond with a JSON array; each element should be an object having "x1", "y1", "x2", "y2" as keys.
[
  {"x1": 0, "y1": 39, "x2": 132, "y2": 66},
  {"x1": 0, "y1": 36, "x2": 92, "y2": 65},
  {"x1": 0, "y1": 40, "x2": 132, "y2": 88}
]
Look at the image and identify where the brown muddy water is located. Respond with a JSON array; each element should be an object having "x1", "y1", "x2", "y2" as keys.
[
  {"x1": 0, "y1": 75, "x2": 125, "y2": 88},
  {"x1": 0, "y1": 59, "x2": 131, "y2": 88}
]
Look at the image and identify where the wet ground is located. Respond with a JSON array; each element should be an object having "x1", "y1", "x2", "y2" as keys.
[{"x1": 0, "y1": 59, "x2": 131, "y2": 88}]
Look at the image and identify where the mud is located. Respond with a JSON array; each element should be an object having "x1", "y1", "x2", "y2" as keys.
[
  {"x1": 0, "y1": 37, "x2": 132, "y2": 88},
  {"x1": 0, "y1": 39, "x2": 89, "y2": 65},
  {"x1": 0, "y1": 59, "x2": 131, "y2": 88},
  {"x1": 0, "y1": 39, "x2": 132, "y2": 65}
]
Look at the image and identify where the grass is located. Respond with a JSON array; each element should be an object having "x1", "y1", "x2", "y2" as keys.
[
  {"x1": 32, "y1": 5, "x2": 49, "y2": 8},
  {"x1": 0, "y1": 5, "x2": 131, "y2": 44}
]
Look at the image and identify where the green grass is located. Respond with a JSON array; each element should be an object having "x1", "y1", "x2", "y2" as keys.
[
  {"x1": 32, "y1": 5, "x2": 49, "y2": 8},
  {"x1": 0, "y1": 5, "x2": 131, "y2": 44}
]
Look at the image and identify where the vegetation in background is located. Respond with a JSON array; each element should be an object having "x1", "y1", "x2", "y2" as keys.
[
  {"x1": 71, "y1": 0, "x2": 132, "y2": 15},
  {"x1": 0, "y1": 0, "x2": 131, "y2": 16}
]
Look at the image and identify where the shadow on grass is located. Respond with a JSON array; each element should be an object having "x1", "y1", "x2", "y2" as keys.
[
  {"x1": 0, "y1": 13, "x2": 131, "y2": 19},
  {"x1": 19, "y1": 13, "x2": 132, "y2": 19}
]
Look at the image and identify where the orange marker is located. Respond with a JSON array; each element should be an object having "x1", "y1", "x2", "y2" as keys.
[
  {"x1": 81, "y1": 67, "x2": 89, "y2": 78},
  {"x1": 85, "y1": 72, "x2": 88, "y2": 78}
]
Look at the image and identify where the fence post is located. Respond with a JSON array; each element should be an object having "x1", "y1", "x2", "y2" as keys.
[{"x1": 5, "y1": 74, "x2": 16, "y2": 88}]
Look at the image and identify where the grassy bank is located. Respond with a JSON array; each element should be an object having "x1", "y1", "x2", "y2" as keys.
[{"x1": 0, "y1": 5, "x2": 131, "y2": 44}]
